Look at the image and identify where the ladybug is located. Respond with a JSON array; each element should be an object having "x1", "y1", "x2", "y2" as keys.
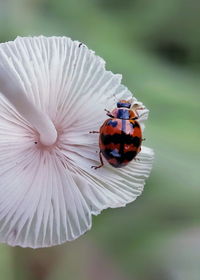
[{"x1": 91, "y1": 100, "x2": 143, "y2": 169}]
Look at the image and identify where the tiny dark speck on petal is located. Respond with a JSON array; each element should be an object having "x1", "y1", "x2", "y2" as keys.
[{"x1": 34, "y1": 141, "x2": 38, "y2": 144}]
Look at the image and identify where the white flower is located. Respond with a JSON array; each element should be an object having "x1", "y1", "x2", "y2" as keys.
[{"x1": 0, "y1": 36, "x2": 153, "y2": 248}]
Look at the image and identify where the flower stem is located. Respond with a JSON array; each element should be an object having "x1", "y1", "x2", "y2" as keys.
[
  {"x1": 13, "y1": 247, "x2": 63, "y2": 280},
  {"x1": 0, "y1": 68, "x2": 57, "y2": 146}
]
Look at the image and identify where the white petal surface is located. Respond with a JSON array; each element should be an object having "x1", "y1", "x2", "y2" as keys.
[{"x1": 0, "y1": 36, "x2": 153, "y2": 248}]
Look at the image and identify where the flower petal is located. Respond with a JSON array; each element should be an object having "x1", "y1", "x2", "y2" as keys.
[
  {"x1": 0, "y1": 36, "x2": 153, "y2": 248},
  {"x1": 61, "y1": 146, "x2": 154, "y2": 215},
  {"x1": 0, "y1": 149, "x2": 91, "y2": 248}
]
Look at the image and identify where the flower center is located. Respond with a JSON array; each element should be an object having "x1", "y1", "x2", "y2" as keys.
[{"x1": 34, "y1": 126, "x2": 63, "y2": 151}]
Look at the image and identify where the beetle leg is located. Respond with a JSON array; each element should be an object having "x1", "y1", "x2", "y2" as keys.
[
  {"x1": 142, "y1": 138, "x2": 146, "y2": 141},
  {"x1": 89, "y1": 130, "x2": 99, "y2": 133},
  {"x1": 107, "y1": 113, "x2": 114, "y2": 117},
  {"x1": 91, "y1": 151, "x2": 104, "y2": 169},
  {"x1": 104, "y1": 109, "x2": 114, "y2": 118},
  {"x1": 104, "y1": 109, "x2": 110, "y2": 114},
  {"x1": 134, "y1": 148, "x2": 142, "y2": 161}
]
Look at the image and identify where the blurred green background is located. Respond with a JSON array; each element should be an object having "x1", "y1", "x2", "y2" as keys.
[{"x1": 0, "y1": 0, "x2": 199, "y2": 279}]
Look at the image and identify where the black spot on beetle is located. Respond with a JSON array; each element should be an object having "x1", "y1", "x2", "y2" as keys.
[
  {"x1": 110, "y1": 149, "x2": 121, "y2": 158},
  {"x1": 132, "y1": 136, "x2": 141, "y2": 147},
  {"x1": 101, "y1": 133, "x2": 121, "y2": 144},
  {"x1": 101, "y1": 133, "x2": 141, "y2": 146},
  {"x1": 107, "y1": 120, "x2": 118, "y2": 127},
  {"x1": 102, "y1": 148, "x2": 138, "y2": 167},
  {"x1": 130, "y1": 121, "x2": 140, "y2": 129},
  {"x1": 130, "y1": 122, "x2": 135, "y2": 129},
  {"x1": 123, "y1": 151, "x2": 137, "y2": 161},
  {"x1": 102, "y1": 149, "x2": 116, "y2": 159},
  {"x1": 134, "y1": 122, "x2": 140, "y2": 128}
]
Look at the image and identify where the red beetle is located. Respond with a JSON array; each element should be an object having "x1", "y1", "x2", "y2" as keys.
[{"x1": 92, "y1": 100, "x2": 143, "y2": 169}]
